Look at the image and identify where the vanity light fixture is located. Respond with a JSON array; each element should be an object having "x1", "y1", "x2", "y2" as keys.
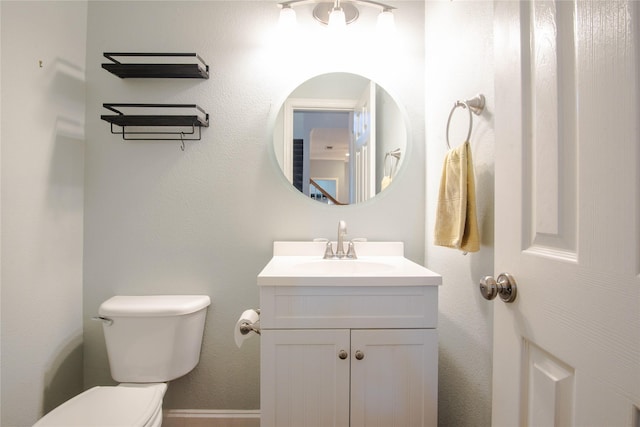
[
  {"x1": 278, "y1": 4, "x2": 298, "y2": 29},
  {"x1": 376, "y1": 7, "x2": 395, "y2": 33},
  {"x1": 278, "y1": 0, "x2": 396, "y2": 31},
  {"x1": 327, "y1": 0, "x2": 347, "y2": 29}
]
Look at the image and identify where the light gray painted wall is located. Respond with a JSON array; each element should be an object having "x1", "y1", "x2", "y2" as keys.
[
  {"x1": 84, "y1": 1, "x2": 425, "y2": 410},
  {"x1": 424, "y1": 1, "x2": 495, "y2": 426},
  {"x1": 0, "y1": 2, "x2": 87, "y2": 425},
  {"x1": 0, "y1": 1, "x2": 497, "y2": 424}
]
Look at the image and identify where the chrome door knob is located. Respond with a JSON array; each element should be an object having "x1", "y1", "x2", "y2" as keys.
[
  {"x1": 355, "y1": 350, "x2": 365, "y2": 360},
  {"x1": 338, "y1": 350, "x2": 348, "y2": 360},
  {"x1": 480, "y1": 273, "x2": 517, "y2": 303}
]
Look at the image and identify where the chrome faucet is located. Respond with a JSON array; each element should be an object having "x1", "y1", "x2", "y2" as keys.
[
  {"x1": 336, "y1": 220, "x2": 347, "y2": 258},
  {"x1": 322, "y1": 220, "x2": 357, "y2": 259}
]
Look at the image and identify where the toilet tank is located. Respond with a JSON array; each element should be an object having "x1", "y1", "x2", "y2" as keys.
[{"x1": 99, "y1": 295, "x2": 211, "y2": 383}]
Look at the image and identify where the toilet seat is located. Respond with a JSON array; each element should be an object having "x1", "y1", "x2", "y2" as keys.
[{"x1": 33, "y1": 383, "x2": 167, "y2": 427}]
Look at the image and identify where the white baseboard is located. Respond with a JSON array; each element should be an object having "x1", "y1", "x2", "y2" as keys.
[{"x1": 163, "y1": 409, "x2": 260, "y2": 427}]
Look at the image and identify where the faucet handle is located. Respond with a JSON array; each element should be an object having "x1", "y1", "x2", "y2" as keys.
[
  {"x1": 323, "y1": 241, "x2": 335, "y2": 259},
  {"x1": 345, "y1": 241, "x2": 358, "y2": 259}
]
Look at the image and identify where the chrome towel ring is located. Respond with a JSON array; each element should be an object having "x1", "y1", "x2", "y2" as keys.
[
  {"x1": 384, "y1": 148, "x2": 402, "y2": 177},
  {"x1": 445, "y1": 94, "x2": 486, "y2": 149}
]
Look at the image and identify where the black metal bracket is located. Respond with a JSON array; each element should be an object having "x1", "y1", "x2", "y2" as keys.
[
  {"x1": 101, "y1": 103, "x2": 209, "y2": 150},
  {"x1": 102, "y1": 52, "x2": 209, "y2": 79}
]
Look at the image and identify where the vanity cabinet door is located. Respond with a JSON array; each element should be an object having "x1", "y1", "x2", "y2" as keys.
[
  {"x1": 261, "y1": 329, "x2": 351, "y2": 427},
  {"x1": 350, "y1": 329, "x2": 438, "y2": 427}
]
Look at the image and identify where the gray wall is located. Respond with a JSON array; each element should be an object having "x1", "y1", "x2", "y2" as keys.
[
  {"x1": 1, "y1": 2, "x2": 87, "y2": 425},
  {"x1": 425, "y1": 1, "x2": 495, "y2": 426},
  {"x1": 0, "y1": 1, "x2": 498, "y2": 426},
  {"x1": 83, "y1": 0, "x2": 426, "y2": 410}
]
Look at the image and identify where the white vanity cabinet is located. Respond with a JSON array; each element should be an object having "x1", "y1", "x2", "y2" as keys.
[
  {"x1": 261, "y1": 328, "x2": 351, "y2": 426},
  {"x1": 258, "y1": 242, "x2": 441, "y2": 427},
  {"x1": 259, "y1": 284, "x2": 439, "y2": 427},
  {"x1": 261, "y1": 327, "x2": 437, "y2": 427},
  {"x1": 349, "y1": 328, "x2": 437, "y2": 427}
]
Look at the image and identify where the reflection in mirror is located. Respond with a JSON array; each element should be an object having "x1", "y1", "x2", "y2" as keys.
[{"x1": 273, "y1": 73, "x2": 407, "y2": 205}]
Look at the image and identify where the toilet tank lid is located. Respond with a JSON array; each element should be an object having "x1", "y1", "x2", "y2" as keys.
[{"x1": 99, "y1": 295, "x2": 211, "y2": 317}]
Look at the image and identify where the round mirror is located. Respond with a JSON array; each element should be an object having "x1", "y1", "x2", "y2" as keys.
[{"x1": 273, "y1": 73, "x2": 407, "y2": 205}]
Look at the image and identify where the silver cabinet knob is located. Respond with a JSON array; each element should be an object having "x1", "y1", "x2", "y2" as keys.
[
  {"x1": 480, "y1": 273, "x2": 517, "y2": 303},
  {"x1": 338, "y1": 350, "x2": 348, "y2": 360},
  {"x1": 355, "y1": 350, "x2": 365, "y2": 360}
]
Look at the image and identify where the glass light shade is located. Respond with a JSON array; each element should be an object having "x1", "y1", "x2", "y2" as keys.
[
  {"x1": 278, "y1": 7, "x2": 297, "y2": 29},
  {"x1": 376, "y1": 10, "x2": 395, "y2": 34},
  {"x1": 328, "y1": 7, "x2": 347, "y2": 29}
]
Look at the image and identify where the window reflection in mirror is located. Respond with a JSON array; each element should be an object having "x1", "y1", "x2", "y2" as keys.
[{"x1": 273, "y1": 73, "x2": 407, "y2": 205}]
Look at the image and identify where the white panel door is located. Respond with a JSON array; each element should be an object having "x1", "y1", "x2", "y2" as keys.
[
  {"x1": 493, "y1": 1, "x2": 640, "y2": 425},
  {"x1": 260, "y1": 329, "x2": 350, "y2": 427},
  {"x1": 350, "y1": 329, "x2": 438, "y2": 427},
  {"x1": 351, "y1": 81, "x2": 376, "y2": 203}
]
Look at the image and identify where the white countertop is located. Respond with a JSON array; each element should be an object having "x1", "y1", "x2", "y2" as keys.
[{"x1": 257, "y1": 242, "x2": 442, "y2": 287}]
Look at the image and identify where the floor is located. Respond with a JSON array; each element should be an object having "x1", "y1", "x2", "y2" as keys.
[{"x1": 162, "y1": 410, "x2": 260, "y2": 427}]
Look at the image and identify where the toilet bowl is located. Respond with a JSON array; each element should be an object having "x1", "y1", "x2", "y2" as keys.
[{"x1": 33, "y1": 295, "x2": 211, "y2": 427}]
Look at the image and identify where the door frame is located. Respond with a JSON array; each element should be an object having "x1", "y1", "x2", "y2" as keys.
[{"x1": 282, "y1": 98, "x2": 357, "y2": 183}]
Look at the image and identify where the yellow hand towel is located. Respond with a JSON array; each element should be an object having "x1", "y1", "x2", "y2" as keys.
[
  {"x1": 381, "y1": 175, "x2": 392, "y2": 191},
  {"x1": 434, "y1": 141, "x2": 480, "y2": 252}
]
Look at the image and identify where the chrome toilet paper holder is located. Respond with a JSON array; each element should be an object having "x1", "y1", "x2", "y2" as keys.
[{"x1": 239, "y1": 308, "x2": 261, "y2": 336}]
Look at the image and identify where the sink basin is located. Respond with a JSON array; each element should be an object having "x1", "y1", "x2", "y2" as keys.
[
  {"x1": 258, "y1": 241, "x2": 441, "y2": 286},
  {"x1": 292, "y1": 259, "x2": 396, "y2": 275}
]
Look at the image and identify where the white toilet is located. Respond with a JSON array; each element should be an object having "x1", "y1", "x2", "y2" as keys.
[{"x1": 34, "y1": 294, "x2": 211, "y2": 427}]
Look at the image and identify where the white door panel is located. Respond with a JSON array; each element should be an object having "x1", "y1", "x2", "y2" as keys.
[
  {"x1": 352, "y1": 81, "x2": 376, "y2": 203},
  {"x1": 493, "y1": 1, "x2": 640, "y2": 425}
]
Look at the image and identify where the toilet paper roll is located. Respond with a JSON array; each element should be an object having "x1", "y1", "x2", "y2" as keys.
[{"x1": 235, "y1": 309, "x2": 260, "y2": 348}]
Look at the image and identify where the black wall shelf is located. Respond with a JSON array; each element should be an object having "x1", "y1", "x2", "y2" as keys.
[
  {"x1": 101, "y1": 103, "x2": 209, "y2": 145},
  {"x1": 102, "y1": 52, "x2": 209, "y2": 79}
]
